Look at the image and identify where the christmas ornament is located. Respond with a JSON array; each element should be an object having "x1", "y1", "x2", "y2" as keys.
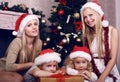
[
  {"x1": 51, "y1": 7, "x2": 57, "y2": 13},
  {"x1": 74, "y1": 21, "x2": 82, "y2": 31},
  {"x1": 46, "y1": 37, "x2": 50, "y2": 42},
  {"x1": 76, "y1": 37, "x2": 81, "y2": 42},
  {"x1": 58, "y1": 0, "x2": 66, "y2": 6},
  {"x1": 41, "y1": 19, "x2": 46, "y2": 23},
  {"x1": 58, "y1": 9, "x2": 64, "y2": 15},
  {"x1": 43, "y1": 42, "x2": 47, "y2": 46},
  {"x1": 73, "y1": 12, "x2": 80, "y2": 19},
  {"x1": 62, "y1": 38, "x2": 67, "y2": 44},
  {"x1": 57, "y1": 25, "x2": 62, "y2": 30}
]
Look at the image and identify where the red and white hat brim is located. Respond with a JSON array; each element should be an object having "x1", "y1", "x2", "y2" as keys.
[
  {"x1": 69, "y1": 51, "x2": 91, "y2": 61},
  {"x1": 34, "y1": 52, "x2": 61, "y2": 66}
]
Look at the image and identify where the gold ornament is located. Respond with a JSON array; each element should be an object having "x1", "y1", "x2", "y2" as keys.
[
  {"x1": 73, "y1": 13, "x2": 80, "y2": 19},
  {"x1": 52, "y1": 7, "x2": 57, "y2": 13},
  {"x1": 19, "y1": 4, "x2": 27, "y2": 10}
]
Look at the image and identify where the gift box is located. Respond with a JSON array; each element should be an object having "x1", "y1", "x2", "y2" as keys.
[{"x1": 39, "y1": 74, "x2": 84, "y2": 82}]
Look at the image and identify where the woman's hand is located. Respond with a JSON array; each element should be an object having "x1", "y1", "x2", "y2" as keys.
[{"x1": 95, "y1": 77, "x2": 105, "y2": 82}]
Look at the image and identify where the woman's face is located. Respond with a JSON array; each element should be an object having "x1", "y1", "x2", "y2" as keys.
[
  {"x1": 40, "y1": 61, "x2": 58, "y2": 73},
  {"x1": 24, "y1": 19, "x2": 39, "y2": 37},
  {"x1": 83, "y1": 8, "x2": 97, "y2": 28},
  {"x1": 74, "y1": 57, "x2": 88, "y2": 73}
]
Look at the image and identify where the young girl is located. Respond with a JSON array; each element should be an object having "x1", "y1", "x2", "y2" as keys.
[
  {"x1": 65, "y1": 45, "x2": 97, "y2": 82},
  {"x1": 24, "y1": 48, "x2": 64, "y2": 82},
  {"x1": 0, "y1": 14, "x2": 42, "y2": 82}
]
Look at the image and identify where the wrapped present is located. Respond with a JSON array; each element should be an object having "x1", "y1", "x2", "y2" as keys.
[{"x1": 39, "y1": 74, "x2": 84, "y2": 82}]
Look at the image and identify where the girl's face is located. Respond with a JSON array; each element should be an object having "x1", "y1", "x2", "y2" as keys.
[
  {"x1": 74, "y1": 57, "x2": 88, "y2": 73},
  {"x1": 24, "y1": 19, "x2": 39, "y2": 37},
  {"x1": 83, "y1": 8, "x2": 97, "y2": 28},
  {"x1": 40, "y1": 61, "x2": 58, "y2": 73}
]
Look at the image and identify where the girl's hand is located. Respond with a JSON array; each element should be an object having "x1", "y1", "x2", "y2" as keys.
[{"x1": 78, "y1": 70, "x2": 91, "y2": 81}]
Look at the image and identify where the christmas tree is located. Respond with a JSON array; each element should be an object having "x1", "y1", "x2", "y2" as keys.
[{"x1": 40, "y1": 0, "x2": 87, "y2": 67}]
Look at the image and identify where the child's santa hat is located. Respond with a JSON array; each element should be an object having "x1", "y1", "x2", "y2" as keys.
[
  {"x1": 12, "y1": 13, "x2": 39, "y2": 36},
  {"x1": 34, "y1": 48, "x2": 61, "y2": 66},
  {"x1": 80, "y1": 2, "x2": 109, "y2": 27},
  {"x1": 69, "y1": 45, "x2": 91, "y2": 61}
]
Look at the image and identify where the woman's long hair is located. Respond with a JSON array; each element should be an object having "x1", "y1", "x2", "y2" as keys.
[
  {"x1": 81, "y1": 8, "x2": 116, "y2": 81},
  {"x1": 82, "y1": 8, "x2": 104, "y2": 59},
  {"x1": 19, "y1": 29, "x2": 42, "y2": 63}
]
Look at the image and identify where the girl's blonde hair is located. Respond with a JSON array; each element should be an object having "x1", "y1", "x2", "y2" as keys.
[{"x1": 64, "y1": 57, "x2": 92, "y2": 72}]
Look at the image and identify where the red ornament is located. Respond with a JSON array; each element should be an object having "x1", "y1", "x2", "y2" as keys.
[
  {"x1": 58, "y1": 9, "x2": 64, "y2": 15},
  {"x1": 58, "y1": 0, "x2": 66, "y2": 6},
  {"x1": 4, "y1": 6, "x2": 8, "y2": 10},
  {"x1": 74, "y1": 21, "x2": 82, "y2": 30}
]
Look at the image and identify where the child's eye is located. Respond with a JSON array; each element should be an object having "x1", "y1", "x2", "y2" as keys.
[
  {"x1": 82, "y1": 61, "x2": 87, "y2": 64},
  {"x1": 47, "y1": 65, "x2": 51, "y2": 67},
  {"x1": 53, "y1": 65, "x2": 57, "y2": 67},
  {"x1": 76, "y1": 61, "x2": 80, "y2": 64}
]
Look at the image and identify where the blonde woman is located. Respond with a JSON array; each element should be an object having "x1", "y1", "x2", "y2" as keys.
[
  {"x1": 80, "y1": 2, "x2": 120, "y2": 82},
  {"x1": 0, "y1": 14, "x2": 42, "y2": 82}
]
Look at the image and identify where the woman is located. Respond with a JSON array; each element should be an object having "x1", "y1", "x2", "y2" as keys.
[
  {"x1": 0, "y1": 14, "x2": 42, "y2": 82},
  {"x1": 80, "y1": 2, "x2": 120, "y2": 82}
]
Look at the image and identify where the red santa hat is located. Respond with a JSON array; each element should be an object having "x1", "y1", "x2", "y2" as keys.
[
  {"x1": 12, "y1": 13, "x2": 39, "y2": 36},
  {"x1": 80, "y1": 2, "x2": 109, "y2": 27},
  {"x1": 34, "y1": 48, "x2": 61, "y2": 66},
  {"x1": 69, "y1": 45, "x2": 91, "y2": 61}
]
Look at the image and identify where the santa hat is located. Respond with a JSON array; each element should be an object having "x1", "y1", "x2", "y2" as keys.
[
  {"x1": 12, "y1": 13, "x2": 39, "y2": 36},
  {"x1": 69, "y1": 45, "x2": 91, "y2": 61},
  {"x1": 34, "y1": 48, "x2": 61, "y2": 66},
  {"x1": 80, "y1": 2, "x2": 109, "y2": 27}
]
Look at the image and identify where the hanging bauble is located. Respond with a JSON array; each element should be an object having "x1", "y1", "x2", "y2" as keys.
[
  {"x1": 41, "y1": 19, "x2": 46, "y2": 23},
  {"x1": 62, "y1": 38, "x2": 67, "y2": 44},
  {"x1": 4, "y1": 6, "x2": 8, "y2": 10},
  {"x1": 73, "y1": 12, "x2": 80, "y2": 19},
  {"x1": 51, "y1": 7, "x2": 57, "y2": 13},
  {"x1": 43, "y1": 42, "x2": 47, "y2": 46},
  {"x1": 58, "y1": 9, "x2": 64, "y2": 15},
  {"x1": 3, "y1": 2, "x2": 9, "y2": 10},
  {"x1": 57, "y1": 25, "x2": 62, "y2": 30},
  {"x1": 46, "y1": 37, "x2": 50, "y2": 42},
  {"x1": 74, "y1": 21, "x2": 82, "y2": 31},
  {"x1": 76, "y1": 37, "x2": 81, "y2": 42}
]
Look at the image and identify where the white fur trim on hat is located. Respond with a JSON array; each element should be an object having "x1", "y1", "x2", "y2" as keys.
[
  {"x1": 69, "y1": 51, "x2": 91, "y2": 61},
  {"x1": 34, "y1": 52, "x2": 61, "y2": 66},
  {"x1": 81, "y1": 2, "x2": 104, "y2": 17},
  {"x1": 17, "y1": 15, "x2": 39, "y2": 37}
]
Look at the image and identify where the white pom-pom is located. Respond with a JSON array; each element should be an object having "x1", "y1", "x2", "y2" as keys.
[
  {"x1": 12, "y1": 31, "x2": 17, "y2": 36},
  {"x1": 102, "y1": 20, "x2": 109, "y2": 27}
]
